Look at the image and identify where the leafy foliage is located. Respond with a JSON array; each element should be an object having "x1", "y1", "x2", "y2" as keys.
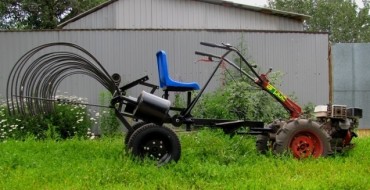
[
  {"x1": 0, "y1": 102, "x2": 92, "y2": 141},
  {"x1": 99, "y1": 91, "x2": 120, "y2": 137},
  {"x1": 0, "y1": 0, "x2": 107, "y2": 29},
  {"x1": 268, "y1": 0, "x2": 370, "y2": 43},
  {"x1": 192, "y1": 40, "x2": 290, "y2": 123},
  {"x1": 193, "y1": 72, "x2": 290, "y2": 123}
]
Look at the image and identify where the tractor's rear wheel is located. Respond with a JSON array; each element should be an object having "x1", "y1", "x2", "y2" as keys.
[
  {"x1": 274, "y1": 119, "x2": 332, "y2": 158},
  {"x1": 127, "y1": 123, "x2": 181, "y2": 164}
]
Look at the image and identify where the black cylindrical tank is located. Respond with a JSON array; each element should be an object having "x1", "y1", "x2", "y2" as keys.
[{"x1": 133, "y1": 91, "x2": 171, "y2": 124}]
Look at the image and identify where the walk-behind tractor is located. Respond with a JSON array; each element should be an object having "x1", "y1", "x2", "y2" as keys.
[{"x1": 7, "y1": 42, "x2": 362, "y2": 165}]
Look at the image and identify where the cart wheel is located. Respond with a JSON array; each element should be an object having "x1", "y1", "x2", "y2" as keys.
[
  {"x1": 124, "y1": 121, "x2": 146, "y2": 146},
  {"x1": 273, "y1": 119, "x2": 331, "y2": 158},
  {"x1": 127, "y1": 123, "x2": 181, "y2": 164}
]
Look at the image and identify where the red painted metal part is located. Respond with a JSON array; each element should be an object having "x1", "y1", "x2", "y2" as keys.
[
  {"x1": 284, "y1": 98, "x2": 302, "y2": 119},
  {"x1": 343, "y1": 130, "x2": 352, "y2": 145},
  {"x1": 258, "y1": 74, "x2": 302, "y2": 119},
  {"x1": 290, "y1": 132, "x2": 323, "y2": 158}
]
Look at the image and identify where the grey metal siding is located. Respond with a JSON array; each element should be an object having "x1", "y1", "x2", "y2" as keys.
[
  {"x1": 63, "y1": 3, "x2": 116, "y2": 29},
  {"x1": 0, "y1": 30, "x2": 327, "y2": 114},
  {"x1": 63, "y1": 0, "x2": 303, "y2": 31},
  {"x1": 332, "y1": 43, "x2": 370, "y2": 129}
]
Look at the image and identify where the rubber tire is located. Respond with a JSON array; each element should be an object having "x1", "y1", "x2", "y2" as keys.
[
  {"x1": 124, "y1": 121, "x2": 146, "y2": 146},
  {"x1": 256, "y1": 134, "x2": 269, "y2": 154},
  {"x1": 256, "y1": 120, "x2": 284, "y2": 154},
  {"x1": 127, "y1": 123, "x2": 181, "y2": 164},
  {"x1": 273, "y1": 119, "x2": 332, "y2": 158}
]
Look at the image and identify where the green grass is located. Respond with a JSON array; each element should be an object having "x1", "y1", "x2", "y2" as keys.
[{"x1": 1, "y1": 129, "x2": 370, "y2": 190}]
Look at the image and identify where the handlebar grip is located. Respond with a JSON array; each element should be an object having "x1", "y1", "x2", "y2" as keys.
[
  {"x1": 195, "y1": 51, "x2": 221, "y2": 59},
  {"x1": 200, "y1": 42, "x2": 219, "y2": 48},
  {"x1": 200, "y1": 42, "x2": 230, "y2": 50}
]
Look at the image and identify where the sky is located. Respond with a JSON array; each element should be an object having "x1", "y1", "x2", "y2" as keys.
[{"x1": 227, "y1": 0, "x2": 365, "y2": 8}]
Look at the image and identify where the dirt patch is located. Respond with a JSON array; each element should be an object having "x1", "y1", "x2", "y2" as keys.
[{"x1": 358, "y1": 129, "x2": 370, "y2": 138}]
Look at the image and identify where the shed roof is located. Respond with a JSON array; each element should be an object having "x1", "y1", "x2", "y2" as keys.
[
  {"x1": 200, "y1": 0, "x2": 309, "y2": 20},
  {"x1": 58, "y1": 0, "x2": 310, "y2": 28}
]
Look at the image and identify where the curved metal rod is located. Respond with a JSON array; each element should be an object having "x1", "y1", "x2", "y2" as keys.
[{"x1": 6, "y1": 42, "x2": 117, "y2": 116}]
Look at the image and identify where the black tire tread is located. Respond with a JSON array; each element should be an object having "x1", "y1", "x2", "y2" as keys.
[
  {"x1": 273, "y1": 119, "x2": 332, "y2": 157},
  {"x1": 256, "y1": 134, "x2": 269, "y2": 154},
  {"x1": 127, "y1": 123, "x2": 181, "y2": 163},
  {"x1": 124, "y1": 121, "x2": 146, "y2": 145}
]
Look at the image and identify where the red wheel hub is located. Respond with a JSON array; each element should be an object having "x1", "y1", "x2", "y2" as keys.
[{"x1": 290, "y1": 132, "x2": 323, "y2": 158}]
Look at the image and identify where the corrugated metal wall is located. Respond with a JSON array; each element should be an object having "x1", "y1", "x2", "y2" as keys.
[
  {"x1": 63, "y1": 0, "x2": 303, "y2": 31},
  {"x1": 67, "y1": 5, "x2": 117, "y2": 29},
  {"x1": 0, "y1": 30, "x2": 328, "y2": 111},
  {"x1": 332, "y1": 43, "x2": 370, "y2": 129}
]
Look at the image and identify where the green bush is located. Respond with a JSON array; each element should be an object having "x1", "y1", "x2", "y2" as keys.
[
  {"x1": 46, "y1": 103, "x2": 92, "y2": 139},
  {"x1": 192, "y1": 71, "x2": 290, "y2": 123},
  {"x1": 0, "y1": 100, "x2": 93, "y2": 141},
  {"x1": 99, "y1": 91, "x2": 121, "y2": 137},
  {"x1": 190, "y1": 40, "x2": 296, "y2": 123}
]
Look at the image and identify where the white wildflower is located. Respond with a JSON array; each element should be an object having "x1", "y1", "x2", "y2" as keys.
[{"x1": 95, "y1": 112, "x2": 100, "y2": 117}]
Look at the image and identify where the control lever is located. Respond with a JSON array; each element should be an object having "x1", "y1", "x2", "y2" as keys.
[
  {"x1": 194, "y1": 51, "x2": 221, "y2": 63},
  {"x1": 266, "y1": 68, "x2": 272, "y2": 76}
]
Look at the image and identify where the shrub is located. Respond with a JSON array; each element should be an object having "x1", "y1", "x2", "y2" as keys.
[
  {"x1": 0, "y1": 96, "x2": 93, "y2": 141},
  {"x1": 46, "y1": 103, "x2": 92, "y2": 139},
  {"x1": 192, "y1": 72, "x2": 290, "y2": 123},
  {"x1": 190, "y1": 40, "x2": 309, "y2": 124},
  {"x1": 98, "y1": 91, "x2": 121, "y2": 137}
]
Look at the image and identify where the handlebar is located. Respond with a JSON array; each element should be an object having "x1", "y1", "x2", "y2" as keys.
[
  {"x1": 194, "y1": 51, "x2": 221, "y2": 59},
  {"x1": 200, "y1": 42, "x2": 231, "y2": 50},
  {"x1": 196, "y1": 41, "x2": 262, "y2": 82},
  {"x1": 196, "y1": 41, "x2": 302, "y2": 118}
]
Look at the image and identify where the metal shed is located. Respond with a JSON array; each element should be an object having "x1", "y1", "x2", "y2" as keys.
[
  {"x1": 332, "y1": 43, "x2": 370, "y2": 129},
  {"x1": 0, "y1": 0, "x2": 332, "y2": 128},
  {"x1": 59, "y1": 0, "x2": 308, "y2": 31},
  {"x1": 0, "y1": 30, "x2": 328, "y2": 107}
]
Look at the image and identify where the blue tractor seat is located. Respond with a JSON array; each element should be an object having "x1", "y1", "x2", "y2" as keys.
[{"x1": 156, "y1": 50, "x2": 200, "y2": 91}]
